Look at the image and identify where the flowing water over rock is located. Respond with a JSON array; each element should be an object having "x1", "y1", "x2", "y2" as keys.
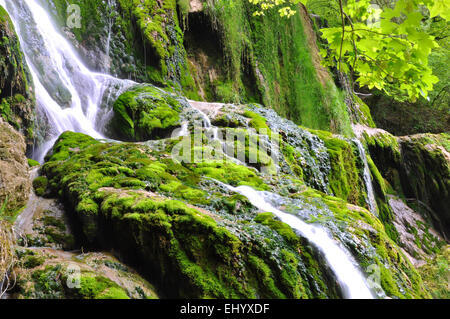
[
  {"x1": 181, "y1": 102, "x2": 375, "y2": 298},
  {"x1": 353, "y1": 139, "x2": 378, "y2": 216},
  {"x1": 226, "y1": 185, "x2": 374, "y2": 299},
  {"x1": 0, "y1": 0, "x2": 391, "y2": 299},
  {"x1": 1, "y1": 0, "x2": 134, "y2": 162}
]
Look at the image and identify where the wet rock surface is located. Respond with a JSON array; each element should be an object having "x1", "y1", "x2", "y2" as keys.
[{"x1": 0, "y1": 118, "x2": 31, "y2": 214}]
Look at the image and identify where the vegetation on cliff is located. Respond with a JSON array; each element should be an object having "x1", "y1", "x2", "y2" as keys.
[
  {"x1": 0, "y1": 5, "x2": 35, "y2": 145},
  {"x1": 0, "y1": 0, "x2": 448, "y2": 300}
]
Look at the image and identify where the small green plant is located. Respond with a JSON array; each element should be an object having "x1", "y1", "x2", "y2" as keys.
[{"x1": 0, "y1": 196, "x2": 8, "y2": 219}]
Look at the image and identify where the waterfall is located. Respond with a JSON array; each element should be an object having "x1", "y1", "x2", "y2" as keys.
[
  {"x1": 353, "y1": 139, "x2": 378, "y2": 216},
  {"x1": 1, "y1": 0, "x2": 134, "y2": 162},
  {"x1": 0, "y1": 0, "x2": 378, "y2": 299},
  {"x1": 227, "y1": 185, "x2": 374, "y2": 299},
  {"x1": 184, "y1": 101, "x2": 375, "y2": 298}
]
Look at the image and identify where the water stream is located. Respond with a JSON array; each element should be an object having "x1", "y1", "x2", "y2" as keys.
[
  {"x1": 226, "y1": 185, "x2": 374, "y2": 299},
  {"x1": 353, "y1": 139, "x2": 378, "y2": 216},
  {"x1": 1, "y1": 0, "x2": 134, "y2": 162}
]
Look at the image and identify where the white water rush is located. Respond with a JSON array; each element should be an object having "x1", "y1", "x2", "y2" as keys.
[
  {"x1": 354, "y1": 139, "x2": 378, "y2": 216},
  {"x1": 227, "y1": 185, "x2": 374, "y2": 299},
  {"x1": 2, "y1": 0, "x2": 134, "y2": 162}
]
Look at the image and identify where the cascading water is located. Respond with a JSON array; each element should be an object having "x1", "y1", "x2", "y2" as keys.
[
  {"x1": 353, "y1": 139, "x2": 378, "y2": 216},
  {"x1": 184, "y1": 101, "x2": 375, "y2": 298},
  {"x1": 227, "y1": 185, "x2": 374, "y2": 299},
  {"x1": 1, "y1": 0, "x2": 134, "y2": 162}
]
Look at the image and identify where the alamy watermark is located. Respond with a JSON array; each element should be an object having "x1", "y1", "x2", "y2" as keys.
[
  {"x1": 170, "y1": 126, "x2": 281, "y2": 174},
  {"x1": 67, "y1": 4, "x2": 81, "y2": 29},
  {"x1": 366, "y1": 264, "x2": 382, "y2": 291},
  {"x1": 66, "y1": 263, "x2": 81, "y2": 289}
]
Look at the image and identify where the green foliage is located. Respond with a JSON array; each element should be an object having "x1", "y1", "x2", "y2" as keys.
[
  {"x1": 418, "y1": 245, "x2": 450, "y2": 299},
  {"x1": 27, "y1": 159, "x2": 40, "y2": 167},
  {"x1": 33, "y1": 176, "x2": 48, "y2": 197},
  {"x1": 250, "y1": 0, "x2": 449, "y2": 102}
]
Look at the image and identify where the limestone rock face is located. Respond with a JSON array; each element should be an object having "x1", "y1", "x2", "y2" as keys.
[
  {"x1": 0, "y1": 118, "x2": 30, "y2": 215},
  {"x1": 0, "y1": 5, "x2": 35, "y2": 146},
  {"x1": 360, "y1": 126, "x2": 450, "y2": 239}
]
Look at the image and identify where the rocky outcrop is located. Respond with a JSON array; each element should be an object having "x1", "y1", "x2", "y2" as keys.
[
  {"x1": 389, "y1": 196, "x2": 444, "y2": 266},
  {"x1": 0, "y1": 118, "x2": 31, "y2": 215},
  {"x1": 0, "y1": 5, "x2": 35, "y2": 146},
  {"x1": 37, "y1": 106, "x2": 431, "y2": 298},
  {"x1": 109, "y1": 84, "x2": 186, "y2": 141},
  {"x1": 359, "y1": 126, "x2": 450, "y2": 240},
  {"x1": 11, "y1": 247, "x2": 159, "y2": 299}
]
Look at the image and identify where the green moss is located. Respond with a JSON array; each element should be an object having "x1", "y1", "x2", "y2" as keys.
[
  {"x1": 23, "y1": 255, "x2": 45, "y2": 269},
  {"x1": 33, "y1": 176, "x2": 48, "y2": 197},
  {"x1": 419, "y1": 245, "x2": 450, "y2": 299},
  {"x1": 248, "y1": 254, "x2": 286, "y2": 298},
  {"x1": 243, "y1": 110, "x2": 271, "y2": 132},
  {"x1": 309, "y1": 131, "x2": 366, "y2": 207},
  {"x1": 111, "y1": 84, "x2": 182, "y2": 141},
  {"x1": 190, "y1": 160, "x2": 269, "y2": 190},
  {"x1": 27, "y1": 159, "x2": 40, "y2": 167},
  {"x1": 254, "y1": 212, "x2": 299, "y2": 245},
  {"x1": 75, "y1": 274, "x2": 129, "y2": 299}
]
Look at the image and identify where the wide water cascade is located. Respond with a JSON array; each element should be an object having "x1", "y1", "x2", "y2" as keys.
[{"x1": 0, "y1": 0, "x2": 134, "y2": 161}]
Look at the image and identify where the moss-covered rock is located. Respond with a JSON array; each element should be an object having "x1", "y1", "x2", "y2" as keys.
[
  {"x1": 309, "y1": 129, "x2": 367, "y2": 207},
  {"x1": 12, "y1": 248, "x2": 158, "y2": 299},
  {"x1": 40, "y1": 132, "x2": 316, "y2": 298},
  {"x1": 38, "y1": 130, "x2": 432, "y2": 298},
  {"x1": 109, "y1": 84, "x2": 184, "y2": 141},
  {"x1": 362, "y1": 128, "x2": 450, "y2": 239},
  {"x1": 0, "y1": 5, "x2": 35, "y2": 145},
  {"x1": 33, "y1": 176, "x2": 49, "y2": 197}
]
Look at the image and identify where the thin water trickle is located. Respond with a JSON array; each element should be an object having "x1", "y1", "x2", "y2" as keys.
[{"x1": 353, "y1": 139, "x2": 378, "y2": 216}]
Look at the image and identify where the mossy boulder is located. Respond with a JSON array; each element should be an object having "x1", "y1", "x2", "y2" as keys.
[
  {"x1": 38, "y1": 131, "x2": 432, "y2": 298},
  {"x1": 12, "y1": 248, "x2": 158, "y2": 299},
  {"x1": 33, "y1": 176, "x2": 49, "y2": 197},
  {"x1": 0, "y1": 5, "x2": 35, "y2": 145},
  {"x1": 109, "y1": 84, "x2": 184, "y2": 141}
]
